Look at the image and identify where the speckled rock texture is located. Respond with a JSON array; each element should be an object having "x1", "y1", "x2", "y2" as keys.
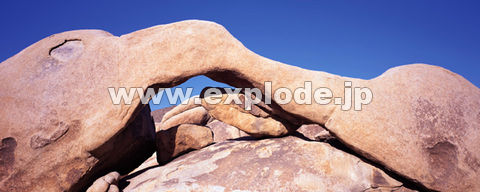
[{"x1": 122, "y1": 136, "x2": 417, "y2": 192}]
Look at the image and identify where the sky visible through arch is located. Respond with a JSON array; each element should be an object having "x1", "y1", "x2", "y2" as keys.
[{"x1": 0, "y1": 1, "x2": 478, "y2": 111}]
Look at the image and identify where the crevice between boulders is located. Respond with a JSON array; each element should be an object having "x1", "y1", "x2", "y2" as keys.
[{"x1": 293, "y1": 126, "x2": 433, "y2": 192}]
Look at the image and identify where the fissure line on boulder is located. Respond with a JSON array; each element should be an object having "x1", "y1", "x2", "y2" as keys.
[{"x1": 48, "y1": 39, "x2": 82, "y2": 55}]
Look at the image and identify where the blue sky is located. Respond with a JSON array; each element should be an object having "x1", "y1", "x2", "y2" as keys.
[{"x1": 1, "y1": 1, "x2": 479, "y2": 111}]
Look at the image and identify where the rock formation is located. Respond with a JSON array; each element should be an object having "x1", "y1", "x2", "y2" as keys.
[
  {"x1": 86, "y1": 172, "x2": 120, "y2": 192},
  {"x1": 0, "y1": 20, "x2": 479, "y2": 191},
  {"x1": 156, "y1": 124, "x2": 213, "y2": 165},
  {"x1": 123, "y1": 137, "x2": 417, "y2": 192}
]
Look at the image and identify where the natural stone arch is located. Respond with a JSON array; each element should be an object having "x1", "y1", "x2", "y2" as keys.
[{"x1": 0, "y1": 20, "x2": 479, "y2": 191}]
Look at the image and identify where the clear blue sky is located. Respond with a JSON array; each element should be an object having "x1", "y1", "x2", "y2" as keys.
[{"x1": 1, "y1": 1, "x2": 479, "y2": 111}]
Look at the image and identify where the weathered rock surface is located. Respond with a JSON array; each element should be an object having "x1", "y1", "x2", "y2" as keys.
[
  {"x1": 151, "y1": 106, "x2": 175, "y2": 122},
  {"x1": 86, "y1": 172, "x2": 120, "y2": 192},
  {"x1": 201, "y1": 94, "x2": 292, "y2": 138},
  {"x1": 153, "y1": 104, "x2": 218, "y2": 165},
  {"x1": 0, "y1": 20, "x2": 479, "y2": 191},
  {"x1": 296, "y1": 124, "x2": 333, "y2": 141},
  {"x1": 0, "y1": 101, "x2": 155, "y2": 192},
  {"x1": 160, "y1": 96, "x2": 203, "y2": 123},
  {"x1": 71, "y1": 106, "x2": 156, "y2": 192},
  {"x1": 129, "y1": 153, "x2": 159, "y2": 175},
  {"x1": 159, "y1": 92, "x2": 293, "y2": 138},
  {"x1": 122, "y1": 136, "x2": 416, "y2": 192},
  {"x1": 206, "y1": 120, "x2": 250, "y2": 142},
  {"x1": 326, "y1": 65, "x2": 480, "y2": 191},
  {"x1": 157, "y1": 106, "x2": 210, "y2": 132},
  {"x1": 156, "y1": 124, "x2": 213, "y2": 165},
  {"x1": 153, "y1": 92, "x2": 290, "y2": 166}
]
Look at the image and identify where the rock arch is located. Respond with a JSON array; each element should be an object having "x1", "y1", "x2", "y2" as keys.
[{"x1": 0, "y1": 20, "x2": 479, "y2": 191}]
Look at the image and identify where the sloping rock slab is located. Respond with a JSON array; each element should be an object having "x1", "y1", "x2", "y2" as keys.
[{"x1": 122, "y1": 136, "x2": 415, "y2": 192}]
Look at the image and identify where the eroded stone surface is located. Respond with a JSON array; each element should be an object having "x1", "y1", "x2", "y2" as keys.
[
  {"x1": 158, "y1": 107, "x2": 210, "y2": 132},
  {"x1": 151, "y1": 106, "x2": 175, "y2": 123},
  {"x1": 207, "y1": 120, "x2": 250, "y2": 142},
  {"x1": 296, "y1": 124, "x2": 333, "y2": 141},
  {"x1": 123, "y1": 137, "x2": 416, "y2": 192},
  {"x1": 199, "y1": 93, "x2": 294, "y2": 138},
  {"x1": 156, "y1": 124, "x2": 213, "y2": 165},
  {"x1": 0, "y1": 137, "x2": 17, "y2": 182},
  {"x1": 50, "y1": 39, "x2": 84, "y2": 62},
  {"x1": 325, "y1": 65, "x2": 480, "y2": 191},
  {"x1": 86, "y1": 172, "x2": 120, "y2": 192}
]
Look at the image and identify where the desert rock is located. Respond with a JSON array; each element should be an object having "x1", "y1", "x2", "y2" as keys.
[
  {"x1": 123, "y1": 136, "x2": 416, "y2": 192},
  {"x1": 156, "y1": 124, "x2": 213, "y2": 165},
  {"x1": 158, "y1": 106, "x2": 210, "y2": 132},
  {"x1": 151, "y1": 106, "x2": 175, "y2": 122},
  {"x1": 0, "y1": 20, "x2": 479, "y2": 191},
  {"x1": 207, "y1": 120, "x2": 250, "y2": 142},
  {"x1": 296, "y1": 124, "x2": 333, "y2": 141},
  {"x1": 86, "y1": 172, "x2": 120, "y2": 192}
]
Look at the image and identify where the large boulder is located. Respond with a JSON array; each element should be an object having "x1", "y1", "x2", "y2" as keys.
[
  {"x1": 0, "y1": 101, "x2": 155, "y2": 192},
  {"x1": 158, "y1": 106, "x2": 210, "y2": 132},
  {"x1": 156, "y1": 124, "x2": 213, "y2": 165},
  {"x1": 324, "y1": 65, "x2": 480, "y2": 191},
  {"x1": 122, "y1": 136, "x2": 416, "y2": 192}
]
